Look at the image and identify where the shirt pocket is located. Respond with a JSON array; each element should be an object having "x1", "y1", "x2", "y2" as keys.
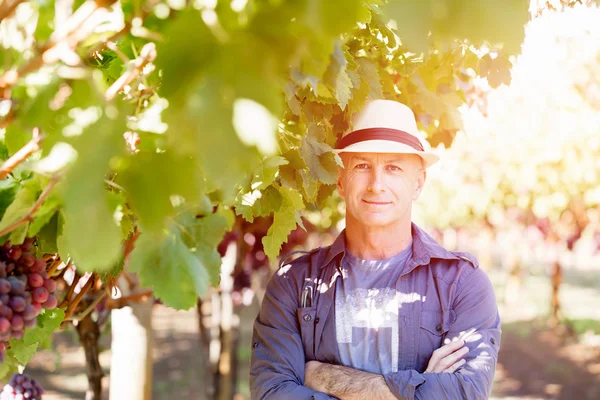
[
  {"x1": 297, "y1": 307, "x2": 317, "y2": 360},
  {"x1": 417, "y1": 310, "x2": 452, "y2": 372}
]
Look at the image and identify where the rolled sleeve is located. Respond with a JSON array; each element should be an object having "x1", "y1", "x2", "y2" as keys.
[{"x1": 383, "y1": 266, "x2": 501, "y2": 400}]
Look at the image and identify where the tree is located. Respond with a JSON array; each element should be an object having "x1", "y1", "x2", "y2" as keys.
[{"x1": 418, "y1": 2, "x2": 600, "y2": 326}]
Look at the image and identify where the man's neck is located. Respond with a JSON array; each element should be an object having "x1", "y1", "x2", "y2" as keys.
[{"x1": 344, "y1": 219, "x2": 412, "y2": 260}]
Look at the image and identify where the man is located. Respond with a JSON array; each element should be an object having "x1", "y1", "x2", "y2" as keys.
[{"x1": 250, "y1": 100, "x2": 501, "y2": 399}]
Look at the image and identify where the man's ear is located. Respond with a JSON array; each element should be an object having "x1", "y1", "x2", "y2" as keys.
[
  {"x1": 412, "y1": 168, "x2": 426, "y2": 201},
  {"x1": 337, "y1": 172, "x2": 345, "y2": 198}
]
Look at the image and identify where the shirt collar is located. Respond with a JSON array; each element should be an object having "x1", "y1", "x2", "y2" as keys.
[{"x1": 322, "y1": 222, "x2": 460, "y2": 270}]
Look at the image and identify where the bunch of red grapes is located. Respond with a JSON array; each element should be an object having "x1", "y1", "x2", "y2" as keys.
[
  {"x1": 0, "y1": 373, "x2": 44, "y2": 399},
  {"x1": 0, "y1": 238, "x2": 57, "y2": 363}
]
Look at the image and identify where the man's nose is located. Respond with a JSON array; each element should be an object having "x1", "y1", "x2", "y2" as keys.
[{"x1": 367, "y1": 167, "x2": 385, "y2": 193}]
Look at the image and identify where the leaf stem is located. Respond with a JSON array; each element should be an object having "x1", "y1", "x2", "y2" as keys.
[
  {"x1": 64, "y1": 291, "x2": 107, "y2": 322},
  {"x1": 107, "y1": 289, "x2": 153, "y2": 310},
  {"x1": 63, "y1": 273, "x2": 96, "y2": 320}
]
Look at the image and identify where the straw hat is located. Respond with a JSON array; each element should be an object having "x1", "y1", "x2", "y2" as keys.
[{"x1": 335, "y1": 99, "x2": 439, "y2": 168}]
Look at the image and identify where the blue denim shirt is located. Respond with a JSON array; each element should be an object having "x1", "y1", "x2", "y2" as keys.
[{"x1": 250, "y1": 223, "x2": 502, "y2": 399}]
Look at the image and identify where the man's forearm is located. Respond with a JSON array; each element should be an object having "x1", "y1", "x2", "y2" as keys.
[{"x1": 306, "y1": 361, "x2": 396, "y2": 400}]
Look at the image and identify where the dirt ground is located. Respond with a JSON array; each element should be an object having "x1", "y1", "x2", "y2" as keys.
[{"x1": 17, "y1": 273, "x2": 600, "y2": 400}]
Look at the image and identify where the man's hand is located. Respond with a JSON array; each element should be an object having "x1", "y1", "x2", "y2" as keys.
[{"x1": 425, "y1": 338, "x2": 469, "y2": 373}]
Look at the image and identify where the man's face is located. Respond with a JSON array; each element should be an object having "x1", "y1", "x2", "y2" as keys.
[{"x1": 337, "y1": 152, "x2": 426, "y2": 229}]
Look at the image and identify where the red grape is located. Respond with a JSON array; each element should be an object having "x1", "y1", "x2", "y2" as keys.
[
  {"x1": 0, "y1": 278, "x2": 11, "y2": 294},
  {"x1": 27, "y1": 273, "x2": 44, "y2": 288},
  {"x1": 9, "y1": 296, "x2": 26, "y2": 312},
  {"x1": 21, "y1": 238, "x2": 34, "y2": 252},
  {"x1": 21, "y1": 304, "x2": 36, "y2": 320},
  {"x1": 32, "y1": 287, "x2": 48, "y2": 304},
  {"x1": 0, "y1": 317, "x2": 10, "y2": 333},
  {"x1": 10, "y1": 315, "x2": 23, "y2": 330},
  {"x1": 29, "y1": 259, "x2": 46, "y2": 273},
  {"x1": 43, "y1": 278, "x2": 57, "y2": 292},
  {"x1": 43, "y1": 295, "x2": 57, "y2": 310},
  {"x1": 8, "y1": 277, "x2": 25, "y2": 295},
  {"x1": 20, "y1": 254, "x2": 35, "y2": 268},
  {"x1": 23, "y1": 318, "x2": 36, "y2": 329},
  {"x1": 6, "y1": 247, "x2": 21, "y2": 261},
  {"x1": 11, "y1": 329, "x2": 23, "y2": 339}
]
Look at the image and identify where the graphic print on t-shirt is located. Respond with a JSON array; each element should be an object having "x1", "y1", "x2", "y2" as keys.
[{"x1": 335, "y1": 243, "x2": 412, "y2": 375}]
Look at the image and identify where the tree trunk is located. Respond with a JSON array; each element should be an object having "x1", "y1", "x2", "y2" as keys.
[
  {"x1": 76, "y1": 313, "x2": 103, "y2": 400},
  {"x1": 109, "y1": 275, "x2": 154, "y2": 400},
  {"x1": 197, "y1": 241, "x2": 240, "y2": 400},
  {"x1": 550, "y1": 260, "x2": 562, "y2": 327}
]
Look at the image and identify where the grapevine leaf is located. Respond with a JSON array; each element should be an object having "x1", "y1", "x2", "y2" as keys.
[
  {"x1": 262, "y1": 186, "x2": 305, "y2": 261},
  {"x1": 7, "y1": 308, "x2": 64, "y2": 366},
  {"x1": 324, "y1": 42, "x2": 354, "y2": 110},
  {"x1": 130, "y1": 233, "x2": 209, "y2": 310},
  {"x1": 356, "y1": 58, "x2": 384, "y2": 100},
  {"x1": 28, "y1": 193, "x2": 60, "y2": 237},
  {"x1": 0, "y1": 177, "x2": 19, "y2": 222},
  {"x1": 118, "y1": 151, "x2": 204, "y2": 235},
  {"x1": 0, "y1": 180, "x2": 40, "y2": 245},
  {"x1": 59, "y1": 112, "x2": 125, "y2": 271},
  {"x1": 300, "y1": 125, "x2": 340, "y2": 185},
  {"x1": 250, "y1": 156, "x2": 289, "y2": 191}
]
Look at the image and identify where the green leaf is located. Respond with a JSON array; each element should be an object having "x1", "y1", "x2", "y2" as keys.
[
  {"x1": 5, "y1": 125, "x2": 31, "y2": 157},
  {"x1": 129, "y1": 232, "x2": 209, "y2": 310},
  {"x1": 37, "y1": 213, "x2": 59, "y2": 255},
  {"x1": 118, "y1": 151, "x2": 204, "y2": 235},
  {"x1": 28, "y1": 193, "x2": 60, "y2": 237},
  {"x1": 59, "y1": 111, "x2": 125, "y2": 271},
  {"x1": 323, "y1": 43, "x2": 354, "y2": 110},
  {"x1": 155, "y1": 9, "x2": 217, "y2": 100},
  {"x1": 250, "y1": 156, "x2": 288, "y2": 191},
  {"x1": 262, "y1": 186, "x2": 305, "y2": 261},
  {"x1": 0, "y1": 177, "x2": 19, "y2": 222},
  {"x1": 165, "y1": 79, "x2": 260, "y2": 203},
  {"x1": 356, "y1": 58, "x2": 384, "y2": 100},
  {"x1": 300, "y1": 124, "x2": 340, "y2": 185},
  {"x1": 0, "y1": 180, "x2": 40, "y2": 245},
  {"x1": 8, "y1": 308, "x2": 64, "y2": 365}
]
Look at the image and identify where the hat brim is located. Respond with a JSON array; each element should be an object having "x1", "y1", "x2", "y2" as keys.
[{"x1": 333, "y1": 140, "x2": 440, "y2": 168}]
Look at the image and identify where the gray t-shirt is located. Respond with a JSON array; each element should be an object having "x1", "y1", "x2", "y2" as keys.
[{"x1": 335, "y1": 242, "x2": 412, "y2": 374}]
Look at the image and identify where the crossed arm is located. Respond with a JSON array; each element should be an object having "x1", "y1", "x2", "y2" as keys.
[{"x1": 304, "y1": 339, "x2": 470, "y2": 400}]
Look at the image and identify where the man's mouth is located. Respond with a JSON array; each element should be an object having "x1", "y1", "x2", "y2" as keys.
[{"x1": 362, "y1": 200, "x2": 391, "y2": 205}]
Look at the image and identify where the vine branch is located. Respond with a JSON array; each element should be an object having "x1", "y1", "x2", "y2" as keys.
[
  {"x1": 63, "y1": 273, "x2": 96, "y2": 320},
  {"x1": 0, "y1": 174, "x2": 60, "y2": 237},
  {"x1": 105, "y1": 42, "x2": 157, "y2": 101},
  {"x1": 0, "y1": 0, "x2": 26, "y2": 25},
  {"x1": 0, "y1": 127, "x2": 43, "y2": 181}
]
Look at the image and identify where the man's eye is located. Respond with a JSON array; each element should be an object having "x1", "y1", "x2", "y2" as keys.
[
  {"x1": 388, "y1": 165, "x2": 402, "y2": 172},
  {"x1": 355, "y1": 164, "x2": 370, "y2": 169}
]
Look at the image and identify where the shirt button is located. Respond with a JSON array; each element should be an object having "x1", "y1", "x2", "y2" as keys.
[
  {"x1": 315, "y1": 318, "x2": 320, "y2": 324},
  {"x1": 303, "y1": 314, "x2": 312, "y2": 322},
  {"x1": 490, "y1": 337, "x2": 496, "y2": 345},
  {"x1": 252, "y1": 342, "x2": 259, "y2": 348},
  {"x1": 436, "y1": 324, "x2": 443, "y2": 332}
]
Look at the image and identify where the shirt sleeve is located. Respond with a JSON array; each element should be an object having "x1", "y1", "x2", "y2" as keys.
[
  {"x1": 250, "y1": 267, "x2": 336, "y2": 400},
  {"x1": 383, "y1": 266, "x2": 501, "y2": 400}
]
